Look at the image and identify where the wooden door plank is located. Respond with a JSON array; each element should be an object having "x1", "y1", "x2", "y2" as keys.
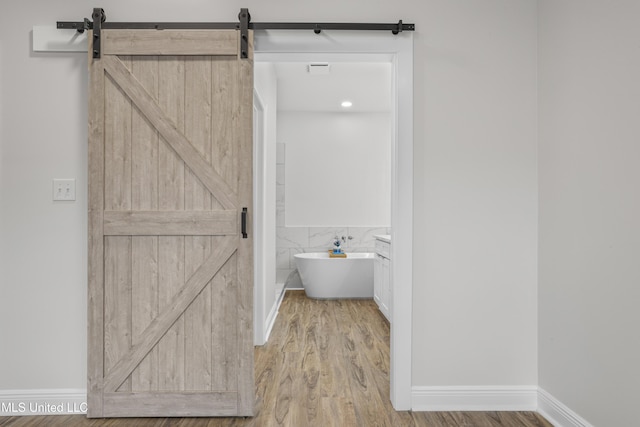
[
  {"x1": 103, "y1": 55, "x2": 238, "y2": 210},
  {"x1": 184, "y1": 258, "x2": 213, "y2": 392},
  {"x1": 211, "y1": 252, "x2": 238, "y2": 391},
  {"x1": 183, "y1": 56, "x2": 214, "y2": 392},
  {"x1": 130, "y1": 56, "x2": 160, "y2": 392},
  {"x1": 102, "y1": 392, "x2": 237, "y2": 417},
  {"x1": 103, "y1": 236, "x2": 239, "y2": 393},
  {"x1": 104, "y1": 210, "x2": 237, "y2": 236},
  {"x1": 157, "y1": 56, "x2": 186, "y2": 392},
  {"x1": 104, "y1": 236, "x2": 133, "y2": 393},
  {"x1": 157, "y1": 234, "x2": 186, "y2": 391},
  {"x1": 236, "y1": 32, "x2": 255, "y2": 416},
  {"x1": 157, "y1": 56, "x2": 185, "y2": 212},
  {"x1": 87, "y1": 38, "x2": 105, "y2": 417},
  {"x1": 103, "y1": 30, "x2": 238, "y2": 56},
  {"x1": 104, "y1": 57, "x2": 132, "y2": 211},
  {"x1": 184, "y1": 56, "x2": 213, "y2": 210},
  {"x1": 183, "y1": 232, "x2": 213, "y2": 394},
  {"x1": 131, "y1": 56, "x2": 159, "y2": 212},
  {"x1": 103, "y1": 54, "x2": 134, "y2": 394},
  {"x1": 131, "y1": 236, "x2": 159, "y2": 391},
  {"x1": 211, "y1": 57, "x2": 238, "y2": 199},
  {"x1": 210, "y1": 57, "x2": 239, "y2": 393}
]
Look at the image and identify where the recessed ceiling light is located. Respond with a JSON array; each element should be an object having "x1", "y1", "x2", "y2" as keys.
[{"x1": 341, "y1": 101, "x2": 353, "y2": 108}]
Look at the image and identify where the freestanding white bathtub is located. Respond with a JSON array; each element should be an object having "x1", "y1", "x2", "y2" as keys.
[{"x1": 293, "y1": 252, "x2": 374, "y2": 299}]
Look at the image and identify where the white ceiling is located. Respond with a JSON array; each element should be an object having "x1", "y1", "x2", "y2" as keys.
[{"x1": 273, "y1": 61, "x2": 392, "y2": 113}]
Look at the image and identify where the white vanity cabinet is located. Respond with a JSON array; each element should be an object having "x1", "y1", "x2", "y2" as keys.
[{"x1": 374, "y1": 235, "x2": 391, "y2": 322}]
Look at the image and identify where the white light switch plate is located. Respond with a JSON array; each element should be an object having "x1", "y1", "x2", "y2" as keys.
[{"x1": 53, "y1": 179, "x2": 76, "y2": 201}]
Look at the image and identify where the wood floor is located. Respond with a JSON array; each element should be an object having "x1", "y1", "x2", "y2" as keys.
[{"x1": 0, "y1": 291, "x2": 553, "y2": 427}]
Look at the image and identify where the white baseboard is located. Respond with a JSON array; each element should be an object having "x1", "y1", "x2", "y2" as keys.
[
  {"x1": 0, "y1": 389, "x2": 87, "y2": 416},
  {"x1": 0, "y1": 386, "x2": 590, "y2": 424},
  {"x1": 263, "y1": 288, "x2": 287, "y2": 343},
  {"x1": 538, "y1": 388, "x2": 593, "y2": 427},
  {"x1": 411, "y1": 385, "x2": 538, "y2": 411}
]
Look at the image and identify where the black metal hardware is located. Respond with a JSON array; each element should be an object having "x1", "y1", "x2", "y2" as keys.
[
  {"x1": 57, "y1": 18, "x2": 92, "y2": 33},
  {"x1": 241, "y1": 208, "x2": 248, "y2": 239},
  {"x1": 57, "y1": 19, "x2": 416, "y2": 34},
  {"x1": 56, "y1": 7, "x2": 415, "y2": 53},
  {"x1": 392, "y1": 20, "x2": 403, "y2": 35},
  {"x1": 251, "y1": 21, "x2": 415, "y2": 34},
  {"x1": 92, "y1": 8, "x2": 104, "y2": 59},
  {"x1": 239, "y1": 8, "x2": 250, "y2": 59}
]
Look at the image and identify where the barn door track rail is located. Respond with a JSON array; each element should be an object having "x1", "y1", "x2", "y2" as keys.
[{"x1": 57, "y1": 7, "x2": 415, "y2": 59}]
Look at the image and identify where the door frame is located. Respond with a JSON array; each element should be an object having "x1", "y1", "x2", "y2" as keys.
[
  {"x1": 253, "y1": 30, "x2": 413, "y2": 410},
  {"x1": 252, "y1": 89, "x2": 267, "y2": 345}
]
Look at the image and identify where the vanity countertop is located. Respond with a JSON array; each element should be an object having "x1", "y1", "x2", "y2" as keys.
[{"x1": 373, "y1": 234, "x2": 391, "y2": 243}]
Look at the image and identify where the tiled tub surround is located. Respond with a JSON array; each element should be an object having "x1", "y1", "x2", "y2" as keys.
[{"x1": 276, "y1": 226, "x2": 390, "y2": 287}]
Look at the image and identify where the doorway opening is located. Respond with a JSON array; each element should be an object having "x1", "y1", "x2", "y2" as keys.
[
  {"x1": 272, "y1": 59, "x2": 393, "y2": 291},
  {"x1": 252, "y1": 30, "x2": 413, "y2": 410}
]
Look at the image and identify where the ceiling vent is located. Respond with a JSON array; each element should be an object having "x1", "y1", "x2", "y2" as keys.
[{"x1": 307, "y1": 63, "x2": 331, "y2": 75}]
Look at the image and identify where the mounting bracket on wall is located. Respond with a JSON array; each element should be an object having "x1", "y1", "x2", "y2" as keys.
[{"x1": 56, "y1": 7, "x2": 415, "y2": 59}]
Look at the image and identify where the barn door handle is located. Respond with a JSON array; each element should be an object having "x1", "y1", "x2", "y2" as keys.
[{"x1": 241, "y1": 207, "x2": 248, "y2": 238}]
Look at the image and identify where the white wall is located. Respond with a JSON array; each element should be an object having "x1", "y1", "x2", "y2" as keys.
[
  {"x1": 0, "y1": 0, "x2": 538, "y2": 406},
  {"x1": 0, "y1": 2, "x2": 89, "y2": 390},
  {"x1": 280, "y1": 111, "x2": 391, "y2": 227},
  {"x1": 538, "y1": 1, "x2": 640, "y2": 426},
  {"x1": 413, "y1": 0, "x2": 538, "y2": 387}
]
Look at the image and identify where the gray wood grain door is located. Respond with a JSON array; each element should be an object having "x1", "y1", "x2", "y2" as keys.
[{"x1": 87, "y1": 29, "x2": 254, "y2": 417}]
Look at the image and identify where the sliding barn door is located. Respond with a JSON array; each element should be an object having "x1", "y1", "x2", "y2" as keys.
[{"x1": 87, "y1": 29, "x2": 254, "y2": 417}]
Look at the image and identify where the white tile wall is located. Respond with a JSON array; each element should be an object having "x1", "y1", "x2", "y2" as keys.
[
  {"x1": 276, "y1": 248, "x2": 290, "y2": 270},
  {"x1": 347, "y1": 227, "x2": 388, "y2": 251},
  {"x1": 288, "y1": 248, "x2": 303, "y2": 269},
  {"x1": 276, "y1": 226, "x2": 309, "y2": 249},
  {"x1": 309, "y1": 227, "x2": 347, "y2": 249}
]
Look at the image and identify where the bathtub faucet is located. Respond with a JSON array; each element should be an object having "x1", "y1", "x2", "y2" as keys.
[{"x1": 333, "y1": 236, "x2": 353, "y2": 252}]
